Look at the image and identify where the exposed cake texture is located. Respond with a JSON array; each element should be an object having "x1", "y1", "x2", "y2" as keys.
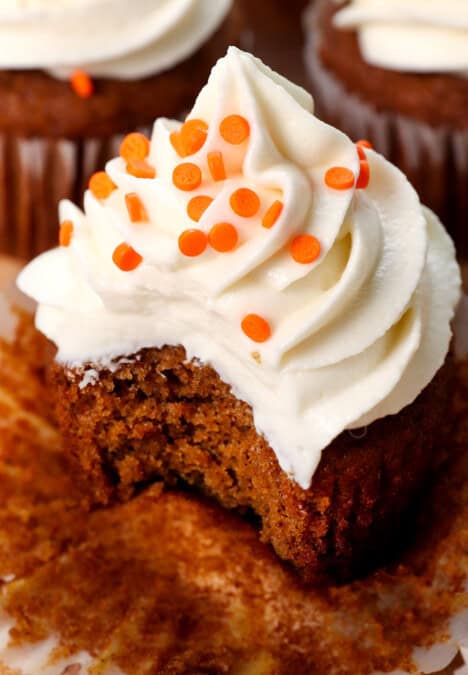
[{"x1": 52, "y1": 346, "x2": 453, "y2": 581}]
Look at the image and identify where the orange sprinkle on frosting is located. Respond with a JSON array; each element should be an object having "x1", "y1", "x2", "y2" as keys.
[
  {"x1": 324, "y1": 167, "x2": 355, "y2": 191},
  {"x1": 187, "y1": 195, "x2": 213, "y2": 222},
  {"x1": 207, "y1": 151, "x2": 226, "y2": 182},
  {"x1": 209, "y1": 222, "x2": 238, "y2": 252},
  {"x1": 241, "y1": 314, "x2": 271, "y2": 343},
  {"x1": 120, "y1": 133, "x2": 150, "y2": 162},
  {"x1": 290, "y1": 234, "x2": 321, "y2": 264},
  {"x1": 356, "y1": 141, "x2": 373, "y2": 160},
  {"x1": 178, "y1": 229, "x2": 208, "y2": 257},
  {"x1": 59, "y1": 220, "x2": 74, "y2": 247},
  {"x1": 125, "y1": 193, "x2": 149, "y2": 222},
  {"x1": 356, "y1": 160, "x2": 370, "y2": 189},
  {"x1": 89, "y1": 171, "x2": 116, "y2": 200},
  {"x1": 170, "y1": 131, "x2": 187, "y2": 158},
  {"x1": 230, "y1": 188, "x2": 260, "y2": 218},
  {"x1": 180, "y1": 119, "x2": 208, "y2": 156},
  {"x1": 173, "y1": 163, "x2": 202, "y2": 192},
  {"x1": 71, "y1": 69, "x2": 93, "y2": 99},
  {"x1": 126, "y1": 158, "x2": 156, "y2": 180},
  {"x1": 220, "y1": 115, "x2": 250, "y2": 145},
  {"x1": 262, "y1": 200, "x2": 283, "y2": 229},
  {"x1": 112, "y1": 243, "x2": 142, "y2": 272}
]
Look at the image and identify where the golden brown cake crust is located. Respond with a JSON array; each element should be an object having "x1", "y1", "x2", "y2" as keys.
[{"x1": 51, "y1": 345, "x2": 454, "y2": 581}]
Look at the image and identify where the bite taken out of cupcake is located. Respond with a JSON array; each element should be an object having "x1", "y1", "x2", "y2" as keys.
[
  {"x1": 0, "y1": 0, "x2": 241, "y2": 259},
  {"x1": 304, "y1": 0, "x2": 468, "y2": 259},
  {"x1": 18, "y1": 47, "x2": 461, "y2": 581}
]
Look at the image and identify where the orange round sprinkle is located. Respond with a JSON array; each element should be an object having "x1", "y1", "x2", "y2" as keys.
[
  {"x1": 230, "y1": 188, "x2": 260, "y2": 218},
  {"x1": 173, "y1": 163, "x2": 202, "y2": 192},
  {"x1": 324, "y1": 167, "x2": 355, "y2": 191},
  {"x1": 262, "y1": 200, "x2": 283, "y2": 229},
  {"x1": 180, "y1": 119, "x2": 208, "y2": 156},
  {"x1": 356, "y1": 160, "x2": 370, "y2": 190},
  {"x1": 125, "y1": 192, "x2": 149, "y2": 222},
  {"x1": 89, "y1": 171, "x2": 116, "y2": 200},
  {"x1": 290, "y1": 234, "x2": 321, "y2": 265},
  {"x1": 112, "y1": 243, "x2": 143, "y2": 272},
  {"x1": 207, "y1": 151, "x2": 226, "y2": 182},
  {"x1": 120, "y1": 133, "x2": 150, "y2": 162},
  {"x1": 220, "y1": 115, "x2": 250, "y2": 145},
  {"x1": 126, "y1": 158, "x2": 156, "y2": 180},
  {"x1": 170, "y1": 131, "x2": 187, "y2": 158},
  {"x1": 178, "y1": 229, "x2": 208, "y2": 257},
  {"x1": 241, "y1": 314, "x2": 271, "y2": 343},
  {"x1": 208, "y1": 222, "x2": 238, "y2": 252},
  {"x1": 187, "y1": 195, "x2": 213, "y2": 222},
  {"x1": 71, "y1": 69, "x2": 93, "y2": 99},
  {"x1": 59, "y1": 220, "x2": 74, "y2": 247},
  {"x1": 356, "y1": 139, "x2": 373, "y2": 160}
]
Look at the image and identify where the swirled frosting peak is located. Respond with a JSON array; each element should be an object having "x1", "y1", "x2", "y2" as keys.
[
  {"x1": 0, "y1": 0, "x2": 231, "y2": 79},
  {"x1": 334, "y1": 0, "x2": 468, "y2": 73},
  {"x1": 18, "y1": 48, "x2": 461, "y2": 489}
]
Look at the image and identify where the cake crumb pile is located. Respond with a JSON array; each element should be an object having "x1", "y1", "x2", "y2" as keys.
[{"x1": 0, "y1": 314, "x2": 466, "y2": 674}]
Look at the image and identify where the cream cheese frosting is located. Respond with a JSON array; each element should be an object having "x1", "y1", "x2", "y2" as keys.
[
  {"x1": 17, "y1": 48, "x2": 461, "y2": 490},
  {"x1": 334, "y1": 0, "x2": 468, "y2": 74},
  {"x1": 0, "y1": 0, "x2": 232, "y2": 80}
]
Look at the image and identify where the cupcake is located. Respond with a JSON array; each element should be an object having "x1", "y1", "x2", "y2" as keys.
[
  {"x1": 18, "y1": 48, "x2": 461, "y2": 581},
  {"x1": 0, "y1": 0, "x2": 241, "y2": 260},
  {"x1": 304, "y1": 0, "x2": 468, "y2": 258}
]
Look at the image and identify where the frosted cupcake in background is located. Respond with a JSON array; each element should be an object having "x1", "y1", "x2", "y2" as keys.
[
  {"x1": 304, "y1": 0, "x2": 468, "y2": 258},
  {"x1": 0, "y1": 0, "x2": 240, "y2": 259}
]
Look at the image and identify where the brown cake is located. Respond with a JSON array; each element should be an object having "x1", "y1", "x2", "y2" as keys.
[
  {"x1": 17, "y1": 49, "x2": 462, "y2": 581},
  {"x1": 0, "y1": 0, "x2": 242, "y2": 259},
  {"x1": 304, "y1": 0, "x2": 468, "y2": 258}
]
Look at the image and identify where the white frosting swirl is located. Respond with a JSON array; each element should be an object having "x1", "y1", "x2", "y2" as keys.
[
  {"x1": 17, "y1": 48, "x2": 461, "y2": 489},
  {"x1": 334, "y1": 0, "x2": 468, "y2": 73},
  {"x1": 0, "y1": 0, "x2": 232, "y2": 79}
]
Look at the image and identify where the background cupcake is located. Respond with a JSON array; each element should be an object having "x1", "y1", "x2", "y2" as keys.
[
  {"x1": 0, "y1": 0, "x2": 241, "y2": 259},
  {"x1": 304, "y1": 0, "x2": 468, "y2": 258}
]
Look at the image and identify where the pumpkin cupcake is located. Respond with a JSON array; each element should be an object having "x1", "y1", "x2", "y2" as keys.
[
  {"x1": 18, "y1": 48, "x2": 461, "y2": 581},
  {"x1": 304, "y1": 0, "x2": 468, "y2": 258},
  {"x1": 0, "y1": 0, "x2": 241, "y2": 260}
]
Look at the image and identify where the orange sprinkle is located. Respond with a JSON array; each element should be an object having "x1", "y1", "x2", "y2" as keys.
[
  {"x1": 71, "y1": 69, "x2": 93, "y2": 99},
  {"x1": 59, "y1": 220, "x2": 74, "y2": 247},
  {"x1": 220, "y1": 115, "x2": 250, "y2": 145},
  {"x1": 89, "y1": 171, "x2": 116, "y2": 200},
  {"x1": 173, "y1": 163, "x2": 202, "y2": 192},
  {"x1": 178, "y1": 229, "x2": 208, "y2": 257},
  {"x1": 356, "y1": 140, "x2": 373, "y2": 160},
  {"x1": 262, "y1": 200, "x2": 283, "y2": 229},
  {"x1": 241, "y1": 314, "x2": 271, "y2": 343},
  {"x1": 356, "y1": 160, "x2": 370, "y2": 189},
  {"x1": 180, "y1": 119, "x2": 208, "y2": 156},
  {"x1": 112, "y1": 243, "x2": 143, "y2": 272},
  {"x1": 126, "y1": 158, "x2": 156, "y2": 179},
  {"x1": 230, "y1": 188, "x2": 260, "y2": 218},
  {"x1": 170, "y1": 131, "x2": 187, "y2": 158},
  {"x1": 120, "y1": 133, "x2": 150, "y2": 162},
  {"x1": 290, "y1": 234, "x2": 321, "y2": 264},
  {"x1": 207, "y1": 151, "x2": 226, "y2": 182},
  {"x1": 187, "y1": 195, "x2": 213, "y2": 222},
  {"x1": 324, "y1": 166, "x2": 355, "y2": 191},
  {"x1": 125, "y1": 192, "x2": 149, "y2": 222},
  {"x1": 209, "y1": 222, "x2": 238, "y2": 252}
]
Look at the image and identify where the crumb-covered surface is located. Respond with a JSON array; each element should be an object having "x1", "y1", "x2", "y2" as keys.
[
  {"x1": 52, "y1": 345, "x2": 454, "y2": 583},
  {"x1": 0, "y1": 313, "x2": 466, "y2": 674}
]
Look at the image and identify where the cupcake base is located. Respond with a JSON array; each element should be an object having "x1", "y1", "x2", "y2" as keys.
[
  {"x1": 304, "y1": 1, "x2": 468, "y2": 259},
  {"x1": 50, "y1": 344, "x2": 454, "y2": 582}
]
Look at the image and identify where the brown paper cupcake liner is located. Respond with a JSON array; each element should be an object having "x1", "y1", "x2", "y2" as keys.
[
  {"x1": 0, "y1": 129, "x2": 150, "y2": 261},
  {"x1": 303, "y1": 4, "x2": 468, "y2": 260}
]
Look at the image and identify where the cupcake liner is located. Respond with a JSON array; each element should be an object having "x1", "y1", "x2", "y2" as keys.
[
  {"x1": 0, "y1": 129, "x2": 150, "y2": 261},
  {"x1": 303, "y1": 3, "x2": 468, "y2": 259},
  {"x1": 0, "y1": 256, "x2": 466, "y2": 675}
]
